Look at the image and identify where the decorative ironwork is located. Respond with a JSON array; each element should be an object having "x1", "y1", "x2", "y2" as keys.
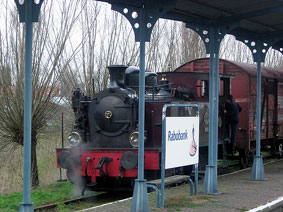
[
  {"x1": 111, "y1": 0, "x2": 176, "y2": 42},
  {"x1": 14, "y1": 0, "x2": 44, "y2": 23}
]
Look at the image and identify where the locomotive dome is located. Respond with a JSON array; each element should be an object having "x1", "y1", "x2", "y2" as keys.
[
  {"x1": 124, "y1": 66, "x2": 158, "y2": 89},
  {"x1": 107, "y1": 65, "x2": 158, "y2": 89}
]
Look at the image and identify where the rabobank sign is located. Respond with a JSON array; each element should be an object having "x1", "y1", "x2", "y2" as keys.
[
  {"x1": 168, "y1": 130, "x2": 188, "y2": 141},
  {"x1": 165, "y1": 116, "x2": 199, "y2": 169}
]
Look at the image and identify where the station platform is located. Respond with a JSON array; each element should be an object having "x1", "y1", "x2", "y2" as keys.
[{"x1": 80, "y1": 159, "x2": 283, "y2": 212}]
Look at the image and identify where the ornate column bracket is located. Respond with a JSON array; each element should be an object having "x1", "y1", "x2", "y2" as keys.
[
  {"x1": 15, "y1": 0, "x2": 44, "y2": 23},
  {"x1": 236, "y1": 38, "x2": 272, "y2": 62},
  {"x1": 237, "y1": 36, "x2": 283, "y2": 62},
  {"x1": 111, "y1": 0, "x2": 176, "y2": 42},
  {"x1": 273, "y1": 46, "x2": 283, "y2": 55},
  {"x1": 187, "y1": 22, "x2": 238, "y2": 53},
  {"x1": 257, "y1": 31, "x2": 283, "y2": 56}
]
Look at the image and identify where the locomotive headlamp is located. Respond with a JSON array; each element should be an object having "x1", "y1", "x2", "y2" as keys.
[
  {"x1": 68, "y1": 131, "x2": 82, "y2": 147},
  {"x1": 129, "y1": 131, "x2": 139, "y2": 148}
]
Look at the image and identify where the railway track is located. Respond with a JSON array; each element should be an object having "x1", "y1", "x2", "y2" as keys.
[
  {"x1": 34, "y1": 193, "x2": 101, "y2": 211},
  {"x1": 34, "y1": 191, "x2": 131, "y2": 211}
]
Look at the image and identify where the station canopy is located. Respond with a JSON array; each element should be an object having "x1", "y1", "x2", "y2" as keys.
[{"x1": 96, "y1": 0, "x2": 283, "y2": 53}]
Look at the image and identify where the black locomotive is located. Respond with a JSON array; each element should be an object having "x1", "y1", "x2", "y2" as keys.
[{"x1": 57, "y1": 65, "x2": 197, "y2": 191}]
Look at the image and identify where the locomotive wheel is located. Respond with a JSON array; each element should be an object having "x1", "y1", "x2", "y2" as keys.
[{"x1": 67, "y1": 168, "x2": 85, "y2": 187}]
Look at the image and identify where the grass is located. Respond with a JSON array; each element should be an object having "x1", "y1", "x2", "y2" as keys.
[
  {"x1": 0, "y1": 181, "x2": 75, "y2": 212},
  {"x1": 261, "y1": 151, "x2": 272, "y2": 157},
  {"x1": 150, "y1": 193, "x2": 212, "y2": 211},
  {"x1": 238, "y1": 206, "x2": 249, "y2": 211},
  {"x1": 55, "y1": 201, "x2": 99, "y2": 212},
  {"x1": 166, "y1": 195, "x2": 193, "y2": 208}
]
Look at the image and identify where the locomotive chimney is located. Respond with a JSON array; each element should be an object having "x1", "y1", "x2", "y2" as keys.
[{"x1": 107, "y1": 65, "x2": 128, "y2": 88}]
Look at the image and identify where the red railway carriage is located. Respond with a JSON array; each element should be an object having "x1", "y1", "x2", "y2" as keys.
[{"x1": 160, "y1": 58, "x2": 283, "y2": 160}]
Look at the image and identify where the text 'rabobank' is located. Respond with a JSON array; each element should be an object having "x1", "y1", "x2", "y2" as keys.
[{"x1": 168, "y1": 130, "x2": 188, "y2": 141}]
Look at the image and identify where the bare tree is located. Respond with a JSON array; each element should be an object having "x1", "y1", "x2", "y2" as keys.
[
  {"x1": 145, "y1": 21, "x2": 206, "y2": 72},
  {"x1": 0, "y1": 0, "x2": 81, "y2": 186},
  {"x1": 146, "y1": 20, "x2": 168, "y2": 71},
  {"x1": 180, "y1": 23, "x2": 206, "y2": 64},
  {"x1": 264, "y1": 48, "x2": 283, "y2": 68},
  {"x1": 59, "y1": 2, "x2": 140, "y2": 97},
  {"x1": 220, "y1": 35, "x2": 253, "y2": 64}
]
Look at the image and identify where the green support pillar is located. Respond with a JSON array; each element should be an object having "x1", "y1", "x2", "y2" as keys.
[
  {"x1": 249, "y1": 41, "x2": 269, "y2": 180},
  {"x1": 111, "y1": 2, "x2": 176, "y2": 210},
  {"x1": 202, "y1": 26, "x2": 221, "y2": 194},
  {"x1": 187, "y1": 23, "x2": 236, "y2": 194},
  {"x1": 14, "y1": 0, "x2": 44, "y2": 211},
  {"x1": 130, "y1": 8, "x2": 150, "y2": 212},
  {"x1": 236, "y1": 38, "x2": 272, "y2": 180},
  {"x1": 188, "y1": 25, "x2": 223, "y2": 194}
]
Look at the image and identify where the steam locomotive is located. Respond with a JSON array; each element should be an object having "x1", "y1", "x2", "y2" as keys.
[
  {"x1": 57, "y1": 64, "x2": 211, "y2": 191},
  {"x1": 56, "y1": 58, "x2": 283, "y2": 191}
]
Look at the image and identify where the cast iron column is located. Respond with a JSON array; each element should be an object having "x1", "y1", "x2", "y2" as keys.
[
  {"x1": 111, "y1": 2, "x2": 176, "y2": 210},
  {"x1": 202, "y1": 26, "x2": 220, "y2": 194},
  {"x1": 236, "y1": 38, "x2": 271, "y2": 180},
  {"x1": 130, "y1": 7, "x2": 150, "y2": 212},
  {"x1": 250, "y1": 42, "x2": 267, "y2": 180},
  {"x1": 188, "y1": 23, "x2": 235, "y2": 194},
  {"x1": 189, "y1": 25, "x2": 225, "y2": 194},
  {"x1": 15, "y1": 0, "x2": 44, "y2": 211}
]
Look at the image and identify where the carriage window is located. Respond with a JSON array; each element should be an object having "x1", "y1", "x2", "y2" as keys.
[
  {"x1": 197, "y1": 80, "x2": 208, "y2": 97},
  {"x1": 219, "y1": 79, "x2": 224, "y2": 96}
]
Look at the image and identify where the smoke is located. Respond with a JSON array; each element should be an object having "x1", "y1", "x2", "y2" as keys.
[{"x1": 72, "y1": 184, "x2": 85, "y2": 198}]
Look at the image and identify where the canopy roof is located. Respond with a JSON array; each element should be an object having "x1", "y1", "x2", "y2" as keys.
[{"x1": 96, "y1": 0, "x2": 283, "y2": 53}]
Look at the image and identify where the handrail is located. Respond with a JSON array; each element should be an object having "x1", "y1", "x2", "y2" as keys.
[{"x1": 146, "y1": 184, "x2": 160, "y2": 208}]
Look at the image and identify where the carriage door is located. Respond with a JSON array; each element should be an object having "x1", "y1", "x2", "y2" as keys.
[{"x1": 219, "y1": 76, "x2": 233, "y2": 139}]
